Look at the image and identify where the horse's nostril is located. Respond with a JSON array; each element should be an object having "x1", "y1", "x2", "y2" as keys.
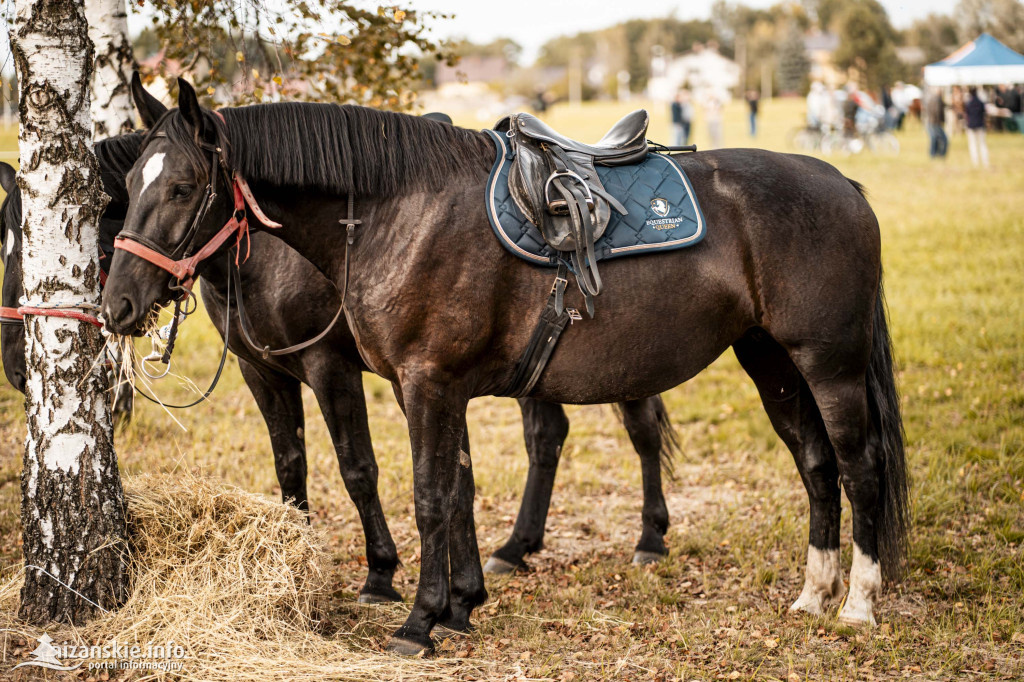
[
  {"x1": 113, "y1": 297, "x2": 134, "y2": 327},
  {"x1": 103, "y1": 296, "x2": 136, "y2": 333},
  {"x1": 13, "y1": 371, "x2": 25, "y2": 393}
]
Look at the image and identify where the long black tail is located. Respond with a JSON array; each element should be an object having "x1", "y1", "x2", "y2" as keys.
[
  {"x1": 866, "y1": 275, "x2": 910, "y2": 582},
  {"x1": 612, "y1": 396, "x2": 681, "y2": 479}
]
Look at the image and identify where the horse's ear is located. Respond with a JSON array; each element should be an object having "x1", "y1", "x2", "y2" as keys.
[
  {"x1": 131, "y1": 71, "x2": 167, "y2": 129},
  {"x1": 176, "y1": 78, "x2": 205, "y2": 135},
  {"x1": 0, "y1": 163, "x2": 15, "y2": 194}
]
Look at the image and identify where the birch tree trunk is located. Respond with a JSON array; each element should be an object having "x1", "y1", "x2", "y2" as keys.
[
  {"x1": 12, "y1": 0, "x2": 127, "y2": 624},
  {"x1": 87, "y1": 0, "x2": 136, "y2": 139}
]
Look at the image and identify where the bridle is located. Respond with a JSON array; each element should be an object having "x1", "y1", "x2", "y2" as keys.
[
  {"x1": 113, "y1": 120, "x2": 282, "y2": 294},
  {"x1": 111, "y1": 111, "x2": 352, "y2": 368}
]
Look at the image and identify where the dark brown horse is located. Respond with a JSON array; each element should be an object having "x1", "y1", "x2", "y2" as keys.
[
  {"x1": 1, "y1": 132, "x2": 679, "y2": 599},
  {"x1": 101, "y1": 79, "x2": 909, "y2": 655}
]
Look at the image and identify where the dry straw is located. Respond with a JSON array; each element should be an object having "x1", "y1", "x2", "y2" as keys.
[{"x1": 0, "y1": 473, "x2": 495, "y2": 681}]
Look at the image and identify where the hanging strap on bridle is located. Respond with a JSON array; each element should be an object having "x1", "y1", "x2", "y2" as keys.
[{"x1": 131, "y1": 252, "x2": 234, "y2": 410}]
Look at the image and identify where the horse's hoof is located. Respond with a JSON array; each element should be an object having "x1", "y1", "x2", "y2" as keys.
[
  {"x1": 431, "y1": 622, "x2": 474, "y2": 640},
  {"x1": 837, "y1": 608, "x2": 877, "y2": 628},
  {"x1": 358, "y1": 588, "x2": 402, "y2": 604},
  {"x1": 788, "y1": 593, "x2": 825, "y2": 616},
  {"x1": 483, "y1": 555, "x2": 521, "y2": 574},
  {"x1": 632, "y1": 550, "x2": 667, "y2": 565},
  {"x1": 837, "y1": 595, "x2": 876, "y2": 627},
  {"x1": 385, "y1": 636, "x2": 433, "y2": 657}
]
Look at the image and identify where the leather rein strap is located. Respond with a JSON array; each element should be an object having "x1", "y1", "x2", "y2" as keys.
[
  {"x1": 232, "y1": 195, "x2": 354, "y2": 359},
  {"x1": 0, "y1": 307, "x2": 23, "y2": 324}
]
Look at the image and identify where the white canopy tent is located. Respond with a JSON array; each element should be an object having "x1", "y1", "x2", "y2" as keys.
[{"x1": 923, "y1": 33, "x2": 1024, "y2": 86}]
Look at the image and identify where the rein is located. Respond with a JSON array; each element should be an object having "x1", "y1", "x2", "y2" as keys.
[
  {"x1": 232, "y1": 195, "x2": 356, "y2": 359},
  {"x1": 132, "y1": 252, "x2": 234, "y2": 410}
]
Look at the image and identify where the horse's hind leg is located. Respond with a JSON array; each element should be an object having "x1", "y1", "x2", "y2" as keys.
[
  {"x1": 618, "y1": 397, "x2": 673, "y2": 565},
  {"x1": 484, "y1": 399, "x2": 569, "y2": 574},
  {"x1": 733, "y1": 330, "x2": 844, "y2": 615},
  {"x1": 238, "y1": 360, "x2": 310, "y2": 511},
  {"x1": 787, "y1": 346, "x2": 885, "y2": 626}
]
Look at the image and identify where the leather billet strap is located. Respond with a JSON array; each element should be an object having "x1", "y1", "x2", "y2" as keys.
[{"x1": 501, "y1": 262, "x2": 576, "y2": 398}]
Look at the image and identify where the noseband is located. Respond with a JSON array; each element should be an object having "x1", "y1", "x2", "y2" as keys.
[{"x1": 113, "y1": 119, "x2": 282, "y2": 292}]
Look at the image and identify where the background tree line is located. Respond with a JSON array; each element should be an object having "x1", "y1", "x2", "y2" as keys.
[{"x1": 437, "y1": 0, "x2": 1024, "y2": 99}]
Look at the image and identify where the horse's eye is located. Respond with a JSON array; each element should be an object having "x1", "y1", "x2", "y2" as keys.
[{"x1": 173, "y1": 184, "x2": 193, "y2": 198}]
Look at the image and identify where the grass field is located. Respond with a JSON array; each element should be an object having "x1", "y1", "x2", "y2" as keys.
[{"x1": 0, "y1": 97, "x2": 1022, "y2": 680}]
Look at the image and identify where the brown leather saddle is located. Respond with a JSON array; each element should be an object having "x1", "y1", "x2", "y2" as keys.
[{"x1": 495, "y1": 110, "x2": 650, "y2": 312}]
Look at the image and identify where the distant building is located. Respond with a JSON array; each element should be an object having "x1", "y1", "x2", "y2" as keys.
[
  {"x1": 804, "y1": 31, "x2": 842, "y2": 86},
  {"x1": 434, "y1": 56, "x2": 512, "y2": 87},
  {"x1": 647, "y1": 42, "x2": 741, "y2": 103}
]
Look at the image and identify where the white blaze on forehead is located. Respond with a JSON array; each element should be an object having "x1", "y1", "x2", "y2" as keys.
[
  {"x1": 5, "y1": 228, "x2": 13, "y2": 260},
  {"x1": 140, "y1": 152, "x2": 167, "y2": 197}
]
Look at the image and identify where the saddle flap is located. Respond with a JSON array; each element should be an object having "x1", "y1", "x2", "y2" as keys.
[{"x1": 507, "y1": 116, "x2": 615, "y2": 253}]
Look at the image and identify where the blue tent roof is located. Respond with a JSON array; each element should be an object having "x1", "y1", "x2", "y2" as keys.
[
  {"x1": 928, "y1": 33, "x2": 1024, "y2": 68},
  {"x1": 924, "y1": 33, "x2": 1024, "y2": 85}
]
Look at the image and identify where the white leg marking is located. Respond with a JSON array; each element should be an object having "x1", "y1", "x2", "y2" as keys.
[
  {"x1": 139, "y1": 152, "x2": 166, "y2": 197},
  {"x1": 790, "y1": 546, "x2": 843, "y2": 615},
  {"x1": 838, "y1": 544, "x2": 881, "y2": 626}
]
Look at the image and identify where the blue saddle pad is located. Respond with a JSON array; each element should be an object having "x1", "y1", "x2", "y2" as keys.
[{"x1": 483, "y1": 129, "x2": 705, "y2": 267}]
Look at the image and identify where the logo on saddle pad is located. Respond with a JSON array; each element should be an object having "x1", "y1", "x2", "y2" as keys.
[{"x1": 646, "y1": 197, "x2": 681, "y2": 231}]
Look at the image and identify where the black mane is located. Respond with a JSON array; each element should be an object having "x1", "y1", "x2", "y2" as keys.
[
  {"x1": 1, "y1": 132, "x2": 141, "y2": 258},
  {"x1": 95, "y1": 132, "x2": 145, "y2": 218},
  {"x1": 146, "y1": 102, "x2": 494, "y2": 197}
]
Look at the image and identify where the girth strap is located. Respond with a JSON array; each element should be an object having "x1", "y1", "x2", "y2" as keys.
[{"x1": 501, "y1": 262, "x2": 577, "y2": 398}]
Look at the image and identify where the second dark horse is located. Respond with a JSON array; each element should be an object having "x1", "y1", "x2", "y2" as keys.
[{"x1": 0, "y1": 114, "x2": 679, "y2": 603}]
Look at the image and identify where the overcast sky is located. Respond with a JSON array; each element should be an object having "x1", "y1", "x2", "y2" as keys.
[{"x1": 395, "y1": 0, "x2": 961, "y2": 62}]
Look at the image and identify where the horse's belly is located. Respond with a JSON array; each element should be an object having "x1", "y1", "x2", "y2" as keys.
[{"x1": 525, "y1": 272, "x2": 748, "y2": 404}]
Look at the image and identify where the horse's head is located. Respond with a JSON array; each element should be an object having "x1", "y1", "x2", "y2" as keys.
[
  {"x1": 0, "y1": 162, "x2": 25, "y2": 392},
  {"x1": 101, "y1": 77, "x2": 235, "y2": 335}
]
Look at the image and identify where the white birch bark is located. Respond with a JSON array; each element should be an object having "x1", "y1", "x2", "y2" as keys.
[
  {"x1": 87, "y1": 0, "x2": 136, "y2": 139},
  {"x1": 12, "y1": 0, "x2": 127, "y2": 624}
]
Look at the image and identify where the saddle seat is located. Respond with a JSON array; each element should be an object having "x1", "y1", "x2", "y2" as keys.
[{"x1": 512, "y1": 110, "x2": 649, "y2": 166}]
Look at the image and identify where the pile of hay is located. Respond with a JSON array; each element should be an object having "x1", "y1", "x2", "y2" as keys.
[{"x1": 0, "y1": 473, "x2": 490, "y2": 681}]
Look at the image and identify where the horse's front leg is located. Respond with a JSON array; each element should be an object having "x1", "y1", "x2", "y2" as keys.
[
  {"x1": 386, "y1": 375, "x2": 470, "y2": 656},
  {"x1": 434, "y1": 420, "x2": 487, "y2": 637}
]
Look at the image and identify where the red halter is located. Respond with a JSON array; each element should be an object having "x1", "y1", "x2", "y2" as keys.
[{"x1": 113, "y1": 174, "x2": 281, "y2": 290}]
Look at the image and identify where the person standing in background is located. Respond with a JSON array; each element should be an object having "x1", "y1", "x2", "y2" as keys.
[
  {"x1": 924, "y1": 87, "x2": 947, "y2": 159},
  {"x1": 670, "y1": 89, "x2": 693, "y2": 146},
  {"x1": 964, "y1": 87, "x2": 989, "y2": 168},
  {"x1": 746, "y1": 89, "x2": 760, "y2": 138},
  {"x1": 670, "y1": 91, "x2": 683, "y2": 146},
  {"x1": 704, "y1": 92, "x2": 724, "y2": 149}
]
